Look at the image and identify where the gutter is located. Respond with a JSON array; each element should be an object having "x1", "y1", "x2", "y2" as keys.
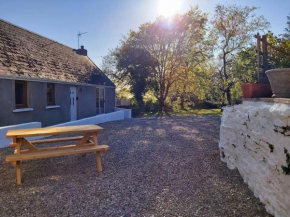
[{"x1": 0, "y1": 74, "x2": 115, "y2": 89}]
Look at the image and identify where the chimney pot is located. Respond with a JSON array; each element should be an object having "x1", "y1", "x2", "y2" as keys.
[{"x1": 76, "y1": 45, "x2": 87, "y2": 56}]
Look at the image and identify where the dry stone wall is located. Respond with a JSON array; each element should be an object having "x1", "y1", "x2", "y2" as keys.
[{"x1": 219, "y1": 100, "x2": 290, "y2": 217}]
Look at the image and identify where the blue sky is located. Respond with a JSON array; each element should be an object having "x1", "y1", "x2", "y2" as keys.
[{"x1": 1, "y1": 0, "x2": 289, "y2": 66}]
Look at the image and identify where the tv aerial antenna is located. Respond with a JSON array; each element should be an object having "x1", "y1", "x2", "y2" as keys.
[{"x1": 78, "y1": 31, "x2": 87, "y2": 49}]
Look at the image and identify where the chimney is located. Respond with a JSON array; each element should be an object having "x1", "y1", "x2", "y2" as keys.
[{"x1": 77, "y1": 45, "x2": 87, "y2": 56}]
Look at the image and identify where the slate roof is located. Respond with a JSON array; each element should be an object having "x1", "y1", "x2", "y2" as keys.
[{"x1": 0, "y1": 19, "x2": 115, "y2": 87}]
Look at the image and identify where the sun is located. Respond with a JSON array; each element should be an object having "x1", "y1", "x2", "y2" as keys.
[{"x1": 158, "y1": 0, "x2": 181, "y2": 18}]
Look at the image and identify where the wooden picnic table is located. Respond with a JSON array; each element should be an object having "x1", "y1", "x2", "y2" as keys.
[{"x1": 5, "y1": 125, "x2": 109, "y2": 185}]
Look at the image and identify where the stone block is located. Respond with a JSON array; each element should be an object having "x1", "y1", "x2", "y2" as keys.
[{"x1": 219, "y1": 100, "x2": 290, "y2": 217}]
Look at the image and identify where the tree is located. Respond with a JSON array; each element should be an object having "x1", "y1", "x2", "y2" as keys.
[
  {"x1": 103, "y1": 7, "x2": 209, "y2": 113},
  {"x1": 117, "y1": 46, "x2": 155, "y2": 108},
  {"x1": 211, "y1": 4, "x2": 269, "y2": 105},
  {"x1": 229, "y1": 47, "x2": 258, "y2": 103},
  {"x1": 168, "y1": 61, "x2": 214, "y2": 109},
  {"x1": 283, "y1": 13, "x2": 290, "y2": 40},
  {"x1": 266, "y1": 31, "x2": 290, "y2": 69},
  {"x1": 102, "y1": 39, "x2": 156, "y2": 108},
  {"x1": 142, "y1": 8, "x2": 208, "y2": 112}
]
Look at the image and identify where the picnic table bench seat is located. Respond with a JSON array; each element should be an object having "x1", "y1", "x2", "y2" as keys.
[
  {"x1": 6, "y1": 145, "x2": 109, "y2": 162},
  {"x1": 5, "y1": 125, "x2": 109, "y2": 185}
]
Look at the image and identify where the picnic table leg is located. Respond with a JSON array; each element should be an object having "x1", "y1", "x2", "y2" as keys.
[
  {"x1": 15, "y1": 138, "x2": 22, "y2": 185},
  {"x1": 96, "y1": 153, "x2": 102, "y2": 172},
  {"x1": 92, "y1": 133, "x2": 102, "y2": 172},
  {"x1": 16, "y1": 161, "x2": 21, "y2": 185},
  {"x1": 12, "y1": 138, "x2": 18, "y2": 167}
]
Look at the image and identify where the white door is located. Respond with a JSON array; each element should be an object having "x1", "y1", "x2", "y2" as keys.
[{"x1": 70, "y1": 87, "x2": 77, "y2": 121}]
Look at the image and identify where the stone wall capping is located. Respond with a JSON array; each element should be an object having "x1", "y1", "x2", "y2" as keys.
[{"x1": 243, "y1": 98, "x2": 290, "y2": 104}]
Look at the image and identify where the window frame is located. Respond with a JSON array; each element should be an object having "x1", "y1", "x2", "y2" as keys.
[
  {"x1": 46, "y1": 83, "x2": 56, "y2": 106},
  {"x1": 15, "y1": 80, "x2": 28, "y2": 109}
]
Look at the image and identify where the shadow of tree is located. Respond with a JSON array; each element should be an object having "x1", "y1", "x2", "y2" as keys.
[{"x1": 0, "y1": 116, "x2": 271, "y2": 216}]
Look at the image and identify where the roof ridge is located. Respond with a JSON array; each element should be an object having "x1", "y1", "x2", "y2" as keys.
[{"x1": 0, "y1": 19, "x2": 76, "y2": 51}]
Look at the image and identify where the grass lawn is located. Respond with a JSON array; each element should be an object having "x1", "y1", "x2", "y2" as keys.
[
  {"x1": 170, "y1": 108, "x2": 222, "y2": 116},
  {"x1": 142, "y1": 108, "x2": 222, "y2": 116}
]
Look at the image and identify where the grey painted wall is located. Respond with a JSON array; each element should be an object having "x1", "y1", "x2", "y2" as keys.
[
  {"x1": 0, "y1": 79, "x2": 70, "y2": 127},
  {"x1": 105, "y1": 88, "x2": 115, "y2": 113},
  {"x1": 0, "y1": 79, "x2": 16, "y2": 126},
  {"x1": 77, "y1": 86, "x2": 96, "y2": 120},
  {"x1": 0, "y1": 78, "x2": 116, "y2": 127}
]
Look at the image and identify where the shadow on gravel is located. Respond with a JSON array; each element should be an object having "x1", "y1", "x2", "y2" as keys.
[{"x1": 0, "y1": 116, "x2": 271, "y2": 217}]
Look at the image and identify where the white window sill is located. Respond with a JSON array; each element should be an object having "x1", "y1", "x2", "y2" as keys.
[
  {"x1": 46, "y1": 105, "x2": 60, "y2": 109},
  {"x1": 13, "y1": 108, "x2": 34, "y2": 113}
]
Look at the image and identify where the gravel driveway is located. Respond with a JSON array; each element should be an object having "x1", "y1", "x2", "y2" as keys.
[{"x1": 0, "y1": 116, "x2": 270, "y2": 216}]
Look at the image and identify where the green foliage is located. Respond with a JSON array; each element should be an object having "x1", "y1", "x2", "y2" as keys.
[
  {"x1": 106, "y1": 41, "x2": 156, "y2": 108},
  {"x1": 117, "y1": 87, "x2": 133, "y2": 100},
  {"x1": 103, "y1": 6, "x2": 211, "y2": 113},
  {"x1": 267, "y1": 31, "x2": 290, "y2": 69},
  {"x1": 141, "y1": 107, "x2": 222, "y2": 117},
  {"x1": 170, "y1": 108, "x2": 222, "y2": 116},
  {"x1": 232, "y1": 47, "x2": 258, "y2": 83},
  {"x1": 225, "y1": 47, "x2": 259, "y2": 103},
  {"x1": 211, "y1": 4, "x2": 269, "y2": 105},
  {"x1": 283, "y1": 13, "x2": 290, "y2": 40},
  {"x1": 103, "y1": 4, "x2": 290, "y2": 112},
  {"x1": 230, "y1": 82, "x2": 243, "y2": 104}
]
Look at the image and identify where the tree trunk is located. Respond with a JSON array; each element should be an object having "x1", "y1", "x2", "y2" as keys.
[
  {"x1": 221, "y1": 91, "x2": 226, "y2": 107},
  {"x1": 158, "y1": 97, "x2": 164, "y2": 114},
  {"x1": 137, "y1": 99, "x2": 144, "y2": 109},
  {"x1": 134, "y1": 93, "x2": 144, "y2": 109},
  {"x1": 222, "y1": 52, "x2": 232, "y2": 105},
  {"x1": 180, "y1": 94, "x2": 185, "y2": 109},
  {"x1": 225, "y1": 86, "x2": 232, "y2": 105}
]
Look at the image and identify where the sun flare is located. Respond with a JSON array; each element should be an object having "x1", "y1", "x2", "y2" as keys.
[{"x1": 158, "y1": 0, "x2": 181, "y2": 18}]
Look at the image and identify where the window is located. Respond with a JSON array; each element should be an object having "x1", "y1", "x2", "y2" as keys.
[
  {"x1": 47, "y1": 83, "x2": 56, "y2": 105},
  {"x1": 15, "y1": 81, "x2": 28, "y2": 108}
]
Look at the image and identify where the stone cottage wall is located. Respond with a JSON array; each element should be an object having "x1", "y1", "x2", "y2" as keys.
[{"x1": 219, "y1": 99, "x2": 290, "y2": 217}]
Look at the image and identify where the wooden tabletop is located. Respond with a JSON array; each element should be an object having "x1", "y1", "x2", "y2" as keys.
[{"x1": 6, "y1": 125, "x2": 103, "y2": 138}]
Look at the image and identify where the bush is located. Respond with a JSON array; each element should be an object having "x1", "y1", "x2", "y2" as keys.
[
  {"x1": 131, "y1": 106, "x2": 142, "y2": 117},
  {"x1": 144, "y1": 100, "x2": 159, "y2": 112},
  {"x1": 130, "y1": 100, "x2": 160, "y2": 117}
]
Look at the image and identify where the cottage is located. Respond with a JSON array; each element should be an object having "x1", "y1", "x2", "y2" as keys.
[{"x1": 0, "y1": 19, "x2": 116, "y2": 127}]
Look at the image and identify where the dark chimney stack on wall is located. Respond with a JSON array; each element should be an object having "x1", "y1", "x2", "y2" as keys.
[{"x1": 76, "y1": 45, "x2": 87, "y2": 56}]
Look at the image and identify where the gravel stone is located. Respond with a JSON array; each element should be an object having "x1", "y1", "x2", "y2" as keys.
[{"x1": 0, "y1": 116, "x2": 271, "y2": 216}]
